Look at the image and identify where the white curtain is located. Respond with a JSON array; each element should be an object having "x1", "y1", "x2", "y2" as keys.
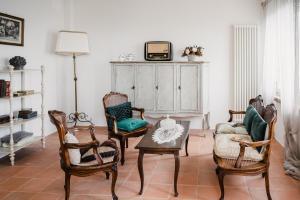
[{"x1": 263, "y1": 0, "x2": 300, "y2": 180}]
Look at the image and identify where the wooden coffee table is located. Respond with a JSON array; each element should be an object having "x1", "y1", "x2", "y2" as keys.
[{"x1": 135, "y1": 120, "x2": 190, "y2": 197}]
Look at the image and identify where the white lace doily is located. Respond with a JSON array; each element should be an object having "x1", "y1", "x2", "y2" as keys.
[{"x1": 152, "y1": 124, "x2": 184, "y2": 144}]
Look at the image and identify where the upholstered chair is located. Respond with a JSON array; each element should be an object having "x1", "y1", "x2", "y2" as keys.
[
  {"x1": 103, "y1": 92, "x2": 148, "y2": 165},
  {"x1": 213, "y1": 101, "x2": 277, "y2": 200},
  {"x1": 48, "y1": 110, "x2": 119, "y2": 200}
]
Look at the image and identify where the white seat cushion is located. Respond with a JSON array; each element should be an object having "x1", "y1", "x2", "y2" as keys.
[
  {"x1": 215, "y1": 123, "x2": 248, "y2": 135},
  {"x1": 78, "y1": 146, "x2": 115, "y2": 166},
  {"x1": 64, "y1": 132, "x2": 81, "y2": 165},
  {"x1": 214, "y1": 134, "x2": 264, "y2": 161}
]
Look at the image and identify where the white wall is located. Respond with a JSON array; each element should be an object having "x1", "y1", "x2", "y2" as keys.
[
  {"x1": 64, "y1": 0, "x2": 264, "y2": 128},
  {"x1": 0, "y1": 0, "x2": 66, "y2": 137}
]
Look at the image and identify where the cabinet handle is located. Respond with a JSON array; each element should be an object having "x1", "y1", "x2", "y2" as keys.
[
  {"x1": 178, "y1": 86, "x2": 181, "y2": 90},
  {"x1": 156, "y1": 86, "x2": 159, "y2": 90},
  {"x1": 131, "y1": 86, "x2": 135, "y2": 90}
]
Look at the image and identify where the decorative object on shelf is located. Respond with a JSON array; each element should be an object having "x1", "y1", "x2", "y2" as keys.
[
  {"x1": 0, "y1": 131, "x2": 33, "y2": 147},
  {"x1": 152, "y1": 115, "x2": 184, "y2": 144},
  {"x1": 55, "y1": 30, "x2": 92, "y2": 126},
  {"x1": 126, "y1": 53, "x2": 136, "y2": 61},
  {"x1": 18, "y1": 109, "x2": 37, "y2": 119},
  {"x1": 0, "y1": 12, "x2": 24, "y2": 46},
  {"x1": 0, "y1": 115, "x2": 10, "y2": 124},
  {"x1": 182, "y1": 45, "x2": 204, "y2": 61},
  {"x1": 13, "y1": 90, "x2": 34, "y2": 97},
  {"x1": 9, "y1": 56, "x2": 26, "y2": 70},
  {"x1": 145, "y1": 41, "x2": 172, "y2": 61},
  {"x1": 0, "y1": 79, "x2": 6, "y2": 97}
]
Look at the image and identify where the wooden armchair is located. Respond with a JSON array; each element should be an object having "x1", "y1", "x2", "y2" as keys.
[
  {"x1": 213, "y1": 103, "x2": 277, "y2": 200},
  {"x1": 48, "y1": 110, "x2": 119, "y2": 200},
  {"x1": 103, "y1": 92, "x2": 148, "y2": 165}
]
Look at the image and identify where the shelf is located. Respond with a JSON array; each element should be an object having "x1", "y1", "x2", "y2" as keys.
[
  {"x1": 0, "y1": 136, "x2": 42, "y2": 159},
  {"x1": 0, "y1": 115, "x2": 42, "y2": 128},
  {"x1": 0, "y1": 92, "x2": 41, "y2": 100},
  {"x1": 110, "y1": 61, "x2": 209, "y2": 64},
  {"x1": 0, "y1": 68, "x2": 41, "y2": 74}
]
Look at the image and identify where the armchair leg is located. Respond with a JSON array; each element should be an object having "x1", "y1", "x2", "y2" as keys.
[
  {"x1": 111, "y1": 165, "x2": 118, "y2": 200},
  {"x1": 217, "y1": 170, "x2": 225, "y2": 200},
  {"x1": 126, "y1": 138, "x2": 129, "y2": 148},
  {"x1": 106, "y1": 172, "x2": 110, "y2": 180},
  {"x1": 120, "y1": 138, "x2": 125, "y2": 165},
  {"x1": 64, "y1": 173, "x2": 71, "y2": 200},
  {"x1": 264, "y1": 172, "x2": 272, "y2": 200}
]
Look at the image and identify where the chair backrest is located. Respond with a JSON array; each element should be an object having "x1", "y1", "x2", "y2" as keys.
[
  {"x1": 103, "y1": 92, "x2": 128, "y2": 109},
  {"x1": 249, "y1": 95, "x2": 265, "y2": 117},
  {"x1": 263, "y1": 103, "x2": 277, "y2": 163},
  {"x1": 48, "y1": 110, "x2": 71, "y2": 167}
]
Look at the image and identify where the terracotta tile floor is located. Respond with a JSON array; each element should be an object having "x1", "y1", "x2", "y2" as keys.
[{"x1": 0, "y1": 128, "x2": 299, "y2": 200}]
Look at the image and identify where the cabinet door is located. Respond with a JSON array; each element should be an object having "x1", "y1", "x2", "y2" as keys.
[
  {"x1": 114, "y1": 64, "x2": 135, "y2": 104},
  {"x1": 135, "y1": 64, "x2": 156, "y2": 111},
  {"x1": 178, "y1": 65, "x2": 199, "y2": 112},
  {"x1": 156, "y1": 64, "x2": 176, "y2": 112}
]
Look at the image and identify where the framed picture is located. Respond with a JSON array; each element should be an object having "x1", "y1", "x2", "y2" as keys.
[{"x1": 0, "y1": 12, "x2": 24, "y2": 46}]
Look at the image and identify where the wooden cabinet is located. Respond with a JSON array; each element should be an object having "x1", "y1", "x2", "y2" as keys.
[
  {"x1": 135, "y1": 64, "x2": 156, "y2": 111},
  {"x1": 178, "y1": 64, "x2": 200, "y2": 112},
  {"x1": 113, "y1": 64, "x2": 135, "y2": 104},
  {"x1": 111, "y1": 61, "x2": 209, "y2": 122},
  {"x1": 156, "y1": 64, "x2": 176, "y2": 113}
]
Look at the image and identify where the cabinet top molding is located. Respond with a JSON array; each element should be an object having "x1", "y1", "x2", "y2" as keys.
[{"x1": 110, "y1": 61, "x2": 209, "y2": 64}]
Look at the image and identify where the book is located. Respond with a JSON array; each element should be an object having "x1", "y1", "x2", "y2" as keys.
[{"x1": 5, "y1": 81, "x2": 10, "y2": 96}]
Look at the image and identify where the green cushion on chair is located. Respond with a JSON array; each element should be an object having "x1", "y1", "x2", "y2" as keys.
[
  {"x1": 106, "y1": 102, "x2": 132, "y2": 122},
  {"x1": 250, "y1": 114, "x2": 267, "y2": 152},
  {"x1": 117, "y1": 118, "x2": 148, "y2": 132},
  {"x1": 243, "y1": 106, "x2": 257, "y2": 132}
]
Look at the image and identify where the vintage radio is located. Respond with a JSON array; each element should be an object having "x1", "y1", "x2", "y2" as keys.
[{"x1": 144, "y1": 41, "x2": 172, "y2": 61}]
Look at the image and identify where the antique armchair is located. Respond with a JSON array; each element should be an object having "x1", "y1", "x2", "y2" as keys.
[
  {"x1": 213, "y1": 103, "x2": 277, "y2": 200},
  {"x1": 103, "y1": 92, "x2": 148, "y2": 165},
  {"x1": 48, "y1": 110, "x2": 119, "y2": 200}
]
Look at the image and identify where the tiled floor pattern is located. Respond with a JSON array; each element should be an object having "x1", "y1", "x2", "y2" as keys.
[{"x1": 0, "y1": 128, "x2": 299, "y2": 200}]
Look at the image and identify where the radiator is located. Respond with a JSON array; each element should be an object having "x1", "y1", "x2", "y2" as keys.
[{"x1": 234, "y1": 25, "x2": 258, "y2": 119}]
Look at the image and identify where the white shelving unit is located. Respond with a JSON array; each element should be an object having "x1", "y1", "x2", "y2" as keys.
[{"x1": 0, "y1": 65, "x2": 45, "y2": 166}]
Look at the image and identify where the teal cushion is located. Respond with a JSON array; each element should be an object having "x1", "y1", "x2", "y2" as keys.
[
  {"x1": 250, "y1": 114, "x2": 267, "y2": 152},
  {"x1": 106, "y1": 102, "x2": 132, "y2": 122},
  {"x1": 243, "y1": 106, "x2": 257, "y2": 132},
  {"x1": 117, "y1": 118, "x2": 148, "y2": 132}
]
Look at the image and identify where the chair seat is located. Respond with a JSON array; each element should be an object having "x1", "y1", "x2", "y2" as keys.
[
  {"x1": 214, "y1": 134, "x2": 264, "y2": 162},
  {"x1": 75, "y1": 146, "x2": 115, "y2": 167},
  {"x1": 214, "y1": 154, "x2": 265, "y2": 171}
]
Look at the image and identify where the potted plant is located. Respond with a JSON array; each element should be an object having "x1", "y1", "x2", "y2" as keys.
[{"x1": 182, "y1": 45, "x2": 204, "y2": 61}]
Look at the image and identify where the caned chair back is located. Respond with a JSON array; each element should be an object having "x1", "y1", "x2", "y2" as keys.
[{"x1": 103, "y1": 92, "x2": 128, "y2": 109}]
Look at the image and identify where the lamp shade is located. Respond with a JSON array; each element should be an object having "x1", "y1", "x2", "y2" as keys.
[{"x1": 55, "y1": 31, "x2": 90, "y2": 56}]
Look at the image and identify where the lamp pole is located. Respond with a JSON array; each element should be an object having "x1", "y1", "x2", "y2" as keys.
[{"x1": 68, "y1": 53, "x2": 92, "y2": 126}]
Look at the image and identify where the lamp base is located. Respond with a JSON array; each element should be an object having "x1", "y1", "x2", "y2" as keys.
[{"x1": 68, "y1": 112, "x2": 93, "y2": 126}]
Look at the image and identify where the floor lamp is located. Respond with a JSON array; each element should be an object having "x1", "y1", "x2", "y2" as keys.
[{"x1": 55, "y1": 30, "x2": 92, "y2": 125}]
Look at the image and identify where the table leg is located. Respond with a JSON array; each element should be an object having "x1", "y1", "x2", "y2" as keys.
[
  {"x1": 138, "y1": 150, "x2": 144, "y2": 195},
  {"x1": 185, "y1": 135, "x2": 189, "y2": 156},
  {"x1": 174, "y1": 151, "x2": 180, "y2": 197}
]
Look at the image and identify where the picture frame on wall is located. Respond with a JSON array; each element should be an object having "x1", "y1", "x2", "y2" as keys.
[{"x1": 0, "y1": 12, "x2": 24, "y2": 46}]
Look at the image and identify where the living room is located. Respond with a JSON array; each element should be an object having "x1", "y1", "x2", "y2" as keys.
[{"x1": 0, "y1": 0, "x2": 299, "y2": 199}]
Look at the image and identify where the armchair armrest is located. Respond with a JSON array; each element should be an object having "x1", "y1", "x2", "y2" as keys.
[
  {"x1": 234, "y1": 140, "x2": 271, "y2": 168},
  {"x1": 228, "y1": 110, "x2": 246, "y2": 122},
  {"x1": 100, "y1": 139, "x2": 119, "y2": 163},
  {"x1": 105, "y1": 113, "x2": 118, "y2": 133},
  {"x1": 132, "y1": 107, "x2": 145, "y2": 119},
  {"x1": 64, "y1": 140, "x2": 99, "y2": 149}
]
